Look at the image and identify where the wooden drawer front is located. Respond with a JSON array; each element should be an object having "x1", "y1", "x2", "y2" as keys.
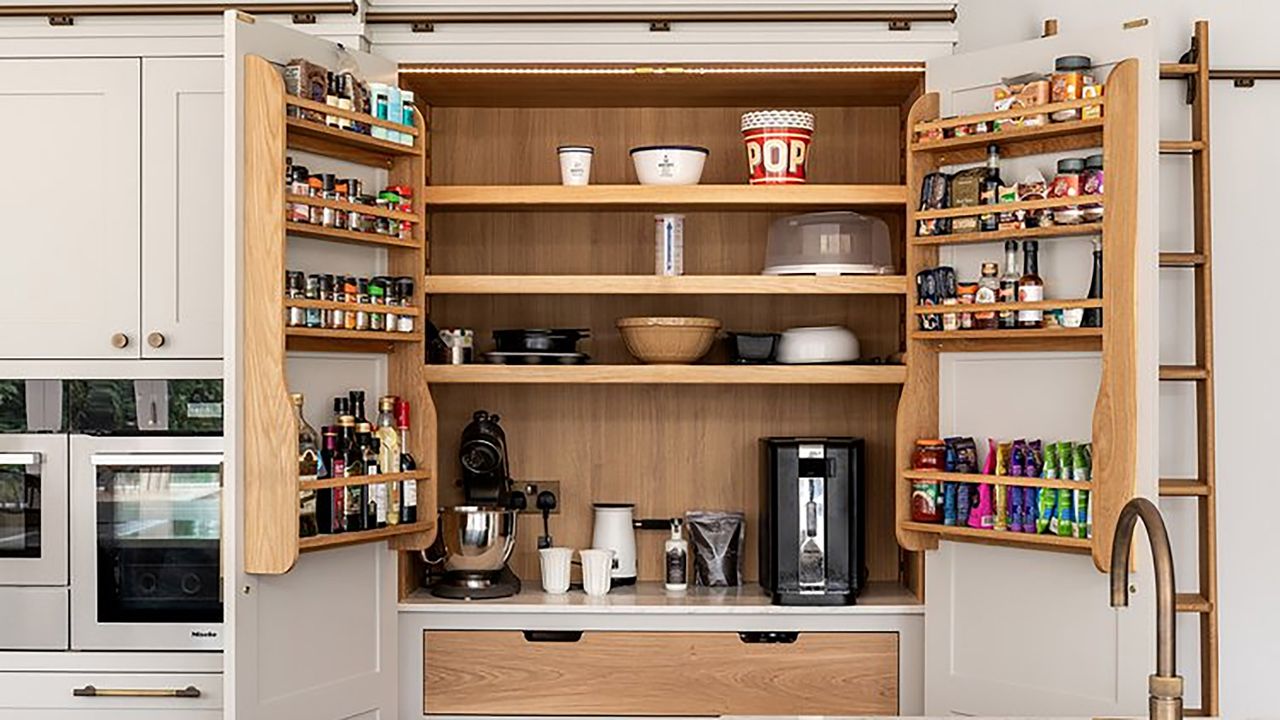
[
  {"x1": 425, "y1": 630, "x2": 897, "y2": 716},
  {"x1": 0, "y1": 672, "x2": 222, "y2": 715}
]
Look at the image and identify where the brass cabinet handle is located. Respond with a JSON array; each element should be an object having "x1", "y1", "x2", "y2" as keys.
[
  {"x1": 147, "y1": 331, "x2": 166, "y2": 348},
  {"x1": 110, "y1": 332, "x2": 130, "y2": 349},
  {"x1": 73, "y1": 684, "x2": 202, "y2": 698}
]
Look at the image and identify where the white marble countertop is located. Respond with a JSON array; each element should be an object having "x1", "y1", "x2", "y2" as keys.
[{"x1": 399, "y1": 579, "x2": 923, "y2": 615}]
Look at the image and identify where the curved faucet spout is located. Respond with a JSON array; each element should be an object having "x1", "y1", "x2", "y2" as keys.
[{"x1": 1109, "y1": 497, "x2": 1182, "y2": 720}]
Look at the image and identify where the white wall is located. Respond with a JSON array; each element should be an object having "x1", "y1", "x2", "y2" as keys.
[{"x1": 956, "y1": 3, "x2": 1278, "y2": 718}]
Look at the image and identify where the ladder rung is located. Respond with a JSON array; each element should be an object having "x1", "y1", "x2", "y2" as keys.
[
  {"x1": 1160, "y1": 365, "x2": 1210, "y2": 381},
  {"x1": 1160, "y1": 479, "x2": 1211, "y2": 496},
  {"x1": 1176, "y1": 593, "x2": 1213, "y2": 613},
  {"x1": 1160, "y1": 252, "x2": 1207, "y2": 267},
  {"x1": 1185, "y1": 708, "x2": 1209, "y2": 717},
  {"x1": 1160, "y1": 139, "x2": 1205, "y2": 153},
  {"x1": 1161, "y1": 62, "x2": 1198, "y2": 78}
]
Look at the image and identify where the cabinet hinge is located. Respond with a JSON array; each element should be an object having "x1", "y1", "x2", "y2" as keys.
[
  {"x1": 47, "y1": 15, "x2": 74, "y2": 26},
  {"x1": 411, "y1": 22, "x2": 435, "y2": 32},
  {"x1": 889, "y1": 20, "x2": 911, "y2": 31},
  {"x1": 649, "y1": 20, "x2": 671, "y2": 32},
  {"x1": 291, "y1": 13, "x2": 317, "y2": 25}
]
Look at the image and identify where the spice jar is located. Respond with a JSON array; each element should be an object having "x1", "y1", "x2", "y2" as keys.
[
  {"x1": 304, "y1": 274, "x2": 323, "y2": 328},
  {"x1": 342, "y1": 276, "x2": 359, "y2": 329},
  {"x1": 368, "y1": 277, "x2": 388, "y2": 331},
  {"x1": 957, "y1": 282, "x2": 977, "y2": 329},
  {"x1": 287, "y1": 165, "x2": 311, "y2": 223},
  {"x1": 285, "y1": 271, "x2": 305, "y2": 327},
  {"x1": 911, "y1": 439, "x2": 947, "y2": 523},
  {"x1": 394, "y1": 277, "x2": 416, "y2": 333},
  {"x1": 1050, "y1": 55, "x2": 1095, "y2": 122},
  {"x1": 1049, "y1": 157, "x2": 1086, "y2": 225},
  {"x1": 1081, "y1": 154, "x2": 1104, "y2": 222}
]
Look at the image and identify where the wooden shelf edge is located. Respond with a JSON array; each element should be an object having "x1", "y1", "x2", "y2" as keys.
[
  {"x1": 285, "y1": 117, "x2": 419, "y2": 160},
  {"x1": 286, "y1": 193, "x2": 418, "y2": 223},
  {"x1": 285, "y1": 220, "x2": 421, "y2": 249},
  {"x1": 425, "y1": 274, "x2": 908, "y2": 295},
  {"x1": 912, "y1": 222, "x2": 1102, "y2": 247},
  {"x1": 300, "y1": 470, "x2": 432, "y2": 491},
  {"x1": 910, "y1": 118, "x2": 1103, "y2": 156},
  {"x1": 286, "y1": 95, "x2": 421, "y2": 137},
  {"x1": 911, "y1": 298, "x2": 1102, "y2": 315},
  {"x1": 914, "y1": 194, "x2": 1103, "y2": 221},
  {"x1": 423, "y1": 364, "x2": 907, "y2": 385},
  {"x1": 902, "y1": 470, "x2": 1092, "y2": 492},
  {"x1": 285, "y1": 327, "x2": 421, "y2": 342},
  {"x1": 299, "y1": 520, "x2": 437, "y2": 553},
  {"x1": 421, "y1": 184, "x2": 909, "y2": 208},
  {"x1": 914, "y1": 97, "x2": 1106, "y2": 133},
  {"x1": 901, "y1": 521, "x2": 1091, "y2": 552},
  {"x1": 286, "y1": 298, "x2": 422, "y2": 316}
]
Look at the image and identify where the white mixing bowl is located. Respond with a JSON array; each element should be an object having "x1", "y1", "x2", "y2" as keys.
[
  {"x1": 776, "y1": 326, "x2": 861, "y2": 364},
  {"x1": 629, "y1": 145, "x2": 709, "y2": 185}
]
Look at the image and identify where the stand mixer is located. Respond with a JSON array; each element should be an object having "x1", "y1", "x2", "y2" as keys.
[{"x1": 430, "y1": 411, "x2": 525, "y2": 600}]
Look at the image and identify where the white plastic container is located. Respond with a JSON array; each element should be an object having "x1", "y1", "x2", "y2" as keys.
[
  {"x1": 557, "y1": 145, "x2": 593, "y2": 186},
  {"x1": 578, "y1": 549, "x2": 615, "y2": 597},
  {"x1": 763, "y1": 211, "x2": 894, "y2": 276},
  {"x1": 776, "y1": 326, "x2": 861, "y2": 364},
  {"x1": 629, "y1": 145, "x2": 709, "y2": 185},
  {"x1": 655, "y1": 214, "x2": 684, "y2": 276},
  {"x1": 538, "y1": 547, "x2": 573, "y2": 594}
]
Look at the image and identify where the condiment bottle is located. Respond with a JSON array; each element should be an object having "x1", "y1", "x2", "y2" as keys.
[
  {"x1": 979, "y1": 144, "x2": 1003, "y2": 232},
  {"x1": 998, "y1": 240, "x2": 1020, "y2": 329},
  {"x1": 664, "y1": 518, "x2": 688, "y2": 593},
  {"x1": 1049, "y1": 157, "x2": 1086, "y2": 225},
  {"x1": 1084, "y1": 239, "x2": 1104, "y2": 328},
  {"x1": 974, "y1": 262, "x2": 1000, "y2": 330},
  {"x1": 1081, "y1": 154, "x2": 1104, "y2": 222},
  {"x1": 1017, "y1": 240, "x2": 1045, "y2": 328},
  {"x1": 1050, "y1": 55, "x2": 1094, "y2": 122}
]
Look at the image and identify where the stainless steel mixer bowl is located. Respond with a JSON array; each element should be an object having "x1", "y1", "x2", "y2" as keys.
[{"x1": 437, "y1": 505, "x2": 517, "y2": 573}]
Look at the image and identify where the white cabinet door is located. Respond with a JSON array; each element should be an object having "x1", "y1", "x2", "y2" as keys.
[
  {"x1": 142, "y1": 57, "x2": 225, "y2": 359},
  {"x1": 922, "y1": 20, "x2": 1161, "y2": 717},
  {"x1": 0, "y1": 59, "x2": 140, "y2": 359}
]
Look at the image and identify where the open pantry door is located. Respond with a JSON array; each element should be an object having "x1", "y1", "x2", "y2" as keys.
[
  {"x1": 223, "y1": 12, "x2": 402, "y2": 720},
  {"x1": 919, "y1": 20, "x2": 1161, "y2": 716}
]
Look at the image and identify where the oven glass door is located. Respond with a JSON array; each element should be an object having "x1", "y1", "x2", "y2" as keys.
[
  {"x1": 0, "y1": 453, "x2": 43, "y2": 559},
  {"x1": 0, "y1": 435, "x2": 68, "y2": 586},
  {"x1": 91, "y1": 453, "x2": 222, "y2": 624}
]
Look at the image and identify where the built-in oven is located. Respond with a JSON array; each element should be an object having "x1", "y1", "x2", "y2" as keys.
[
  {"x1": 70, "y1": 435, "x2": 223, "y2": 651},
  {"x1": 0, "y1": 434, "x2": 70, "y2": 650}
]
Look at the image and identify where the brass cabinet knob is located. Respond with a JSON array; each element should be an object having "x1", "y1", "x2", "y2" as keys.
[
  {"x1": 147, "y1": 332, "x2": 166, "y2": 348},
  {"x1": 110, "y1": 333, "x2": 129, "y2": 349}
]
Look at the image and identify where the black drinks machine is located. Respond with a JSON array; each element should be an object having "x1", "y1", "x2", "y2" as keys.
[{"x1": 759, "y1": 437, "x2": 865, "y2": 605}]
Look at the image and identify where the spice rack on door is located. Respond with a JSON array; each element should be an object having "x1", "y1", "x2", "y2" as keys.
[
  {"x1": 241, "y1": 54, "x2": 437, "y2": 575},
  {"x1": 895, "y1": 58, "x2": 1140, "y2": 571}
]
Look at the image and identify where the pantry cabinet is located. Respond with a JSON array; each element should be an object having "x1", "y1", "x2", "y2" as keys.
[{"x1": 0, "y1": 56, "x2": 223, "y2": 361}]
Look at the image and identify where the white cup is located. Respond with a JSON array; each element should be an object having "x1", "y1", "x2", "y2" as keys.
[
  {"x1": 558, "y1": 145, "x2": 594, "y2": 186},
  {"x1": 538, "y1": 547, "x2": 574, "y2": 595},
  {"x1": 578, "y1": 548, "x2": 614, "y2": 597}
]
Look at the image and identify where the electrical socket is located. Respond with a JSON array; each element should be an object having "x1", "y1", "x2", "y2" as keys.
[{"x1": 517, "y1": 480, "x2": 561, "y2": 514}]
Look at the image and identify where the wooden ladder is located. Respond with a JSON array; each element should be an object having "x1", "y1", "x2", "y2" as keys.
[{"x1": 1159, "y1": 20, "x2": 1219, "y2": 717}]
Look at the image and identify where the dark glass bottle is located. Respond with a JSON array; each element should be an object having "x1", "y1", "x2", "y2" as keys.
[
  {"x1": 1017, "y1": 240, "x2": 1045, "y2": 329},
  {"x1": 979, "y1": 144, "x2": 1003, "y2": 232},
  {"x1": 340, "y1": 415, "x2": 365, "y2": 532},
  {"x1": 358, "y1": 423, "x2": 383, "y2": 529},
  {"x1": 998, "y1": 240, "x2": 1020, "y2": 329},
  {"x1": 317, "y1": 427, "x2": 339, "y2": 534},
  {"x1": 1083, "y1": 238, "x2": 1103, "y2": 327},
  {"x1": 349, "y1": 389, "x2": 368, "y2": 427}
]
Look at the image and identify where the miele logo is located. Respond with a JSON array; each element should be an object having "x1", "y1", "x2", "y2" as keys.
[{"x1": 190, "y1": 630, "x2": 219, "y2": 639}]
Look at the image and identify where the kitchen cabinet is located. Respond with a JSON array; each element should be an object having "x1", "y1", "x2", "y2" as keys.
[
  {"x1": 0, "y1": 56, "x2": 222, "y2": 361},
  {"x1": 424, "y1": 630, "x2": 898, "y2": 716},
  {"x1": 141, "y1": 57, "x2": 224, "y2": 359},
  {"x1": 0, "y1": 671, "x2": 221, "y2": 719},
  {"x1": 0, "y1": 59, "x2": 141, "y2": 360},
  {"x1": 224, "y1": 12, "x2": 1160, "y2": 720}
]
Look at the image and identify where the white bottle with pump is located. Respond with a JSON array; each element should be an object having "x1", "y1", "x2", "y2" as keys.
[{"x1": 664, "y1": 518, "x2": 688, "y2": 592}]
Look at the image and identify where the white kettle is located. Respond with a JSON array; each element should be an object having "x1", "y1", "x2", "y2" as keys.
[{"x1": 591, "y1": 503, "x2": 637, "y2": 585}]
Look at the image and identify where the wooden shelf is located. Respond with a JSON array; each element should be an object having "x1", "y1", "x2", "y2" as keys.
[
  {"x1": 420, "y1": 184, "x2": 908, "y2": 210},
  {"x1": 286, "y1": 95, "x2": 420, "y2": 137},
  {"x1": 286, "y1": 327, "x2": 421, "y2": 343},
  {"x1": 286, "y1": 194, "x2": 418, "y2": 223},
  {"x1": 299, "y1": 519, "x2": 437, "y2": 553},
  {"x1": 285, "y1": 220, "x2": 421, "y2": 249},
  {"x1": 425, "y1": 274, "x2": 908, "y2": 295},
  {"x1": 910, "y1": 299, "x2": 1102, "y2": 316},
  {"x1": 914, "y1": 194, "x2": 1103, "y2": 221},
  {"x1": 912, "y1": 222, "x2": 1102, "y2": 247},
  {"x1": 285, "y1": 298, "x2": 422, "y2": 317},
  {"x1": 902, "y1": 470, "x2": 1090, "y2": 492},
  {"x1": 911, "y1": 117, "x2": 1104, "y2": 164},
  {"x1": 285, "y1": 115, "x2": 419, "y2": 167},
  {"x1": 901, "y1": 521, "x2": 1091, "y2": 553},
  {"x1": 423, "y1": 364, "x2": 907, "y2": 385},
  {"x1": 299, "y1": 470, "x2": 431, "y2": 492},
  {"x1": 908, "y1": 326, "x2": 1103, "y2": 352}
]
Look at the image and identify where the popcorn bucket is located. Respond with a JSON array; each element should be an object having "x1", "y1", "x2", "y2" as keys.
[{"x1": 741, "y1": 110, "x2": 815, "y2": 184}]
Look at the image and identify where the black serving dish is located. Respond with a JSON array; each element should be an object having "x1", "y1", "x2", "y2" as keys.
[
  {"x1": 726, "y1": 332, "x2": 781, "y2": 364},
  {"x1": 492, "y1": 328, "x2": 590, "y2": 354}
]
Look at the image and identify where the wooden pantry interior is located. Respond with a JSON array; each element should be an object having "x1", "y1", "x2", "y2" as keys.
[{"x1": 240, "y1": 53, "x2": 1139, "y2": 596}]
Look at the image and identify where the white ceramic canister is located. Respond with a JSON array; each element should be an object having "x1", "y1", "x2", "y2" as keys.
[
  {"x1": 558, "y1": 145, "x2": 594, "y2": 186},
  {"x1": 654, "y1": 214, "x2": 685, "y2": 276}
]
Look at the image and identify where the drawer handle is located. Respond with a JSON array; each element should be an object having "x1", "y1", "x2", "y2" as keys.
[
  {"x1": 522, "y1": 630, "x2": 583, "y2": 643},
  {"x1": 73, "y1": 685, "x2": 202, "y2": 699},
  {"x1": 738, "y1": 632, "x2": 799, "y2": 644}
]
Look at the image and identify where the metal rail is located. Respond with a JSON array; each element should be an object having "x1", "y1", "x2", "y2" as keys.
[
  {"x1": 1209, "y1": 69, "x2": 1280, "y2": 87},
  {"x1": 364, "y1": 9, "x2": 957, "y2": 32},
  {"x1": 0, "y1": 2, "x2": 356, "y2": 25}
]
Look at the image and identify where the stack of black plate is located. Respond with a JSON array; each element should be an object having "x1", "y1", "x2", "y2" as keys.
[{"x1": 484, "y1": 329, "x2": 590, "y2": 365}]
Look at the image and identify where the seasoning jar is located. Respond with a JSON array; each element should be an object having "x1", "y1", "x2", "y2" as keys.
[
  {"x1": 1050, "y1": 55, "x2": 1095, "y2": 122},
  {"x1": 319, "y1": 273, "x2": 337, "y2": 329},
  {"x1": 307, "y1": 174, "x2": 324, "y2": 224},
  {"x1": 1049, "y1": 157, "x2": 1086, "y2": 225},
  {"x1": 321, "y1": 174, "x2": 340, "y2": 228},
  {"x1": 304, "y1": 274, "x2": 323, "y2": 328},
  {"x1": 1081, "y1": 154, "x2": 1104, "y2": 222},
  {"x1": 285, "y1": 271, "x2": 305, "y2": 327},
  {"x1": 957, "y1": 283, "x2": 977, "y2": 329},
  {"x1": 911, "y1": 439, "x2": 947, "y2": 524},
  {"x1": 342, "y1": 276, "x2": 359, "y2": 329},
  {"x1": 287, "y1": 165, "x2": 311, "y2": 223},
  {"x1": 395, "y1": 277, "x2": 416, "y2": 333},
  {"x1": 354, "y1": 278, "x2": 370, "y2": 331},
  {"x1": 368, "y1": 277, "x2": 387, "y2": 331}
]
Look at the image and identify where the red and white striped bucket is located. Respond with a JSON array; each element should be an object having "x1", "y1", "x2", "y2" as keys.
[{"x1": 741, "y1": 110, "x2": 815, "y2": 185}]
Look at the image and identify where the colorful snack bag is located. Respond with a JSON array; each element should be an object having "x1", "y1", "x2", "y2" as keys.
[
  {"x1": 1036, "y1": 487, "x2": 1056, "y2": 534},
  {"x1": 1025, "y1": 439, "x2": 1043, "y2": 478},
  {"x1": 956, "y1": 483, "x2": 973, "y2": 527},
  {"x1": 947, "y1": 436, "x2": 979, "y2": 474},
  {"x1": 995, "y1": 441, "x2": 1012, "y2": 476},
  {"x1": 1053, "y1": 441, "x2": 1076, "y2": 537},
  {"x1": 1074, "y1": 443, "x2": 1093, "y2": 539},
  {"x1": 1008, "y1": 485, "x2": 1023, "y2": 532},
  {"x1": 1042, "y1": 442, "x2": 1060, "y2": 480},
  {"x1": 943, "y1": 481, "x2": 959, "y2": 526},
  {"x1": 1010, "y1": 439, "x2": 1026, "y2": 477},
  {"x1": 993, "y1": 442, "x2": 1011, "y2": 531},
  {"x1": 983, "y1": 439, "x2": 997, "y2": 476},
  {"x1": 1022, "y1": 486, "x2": 1038, "y2": 533}
]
